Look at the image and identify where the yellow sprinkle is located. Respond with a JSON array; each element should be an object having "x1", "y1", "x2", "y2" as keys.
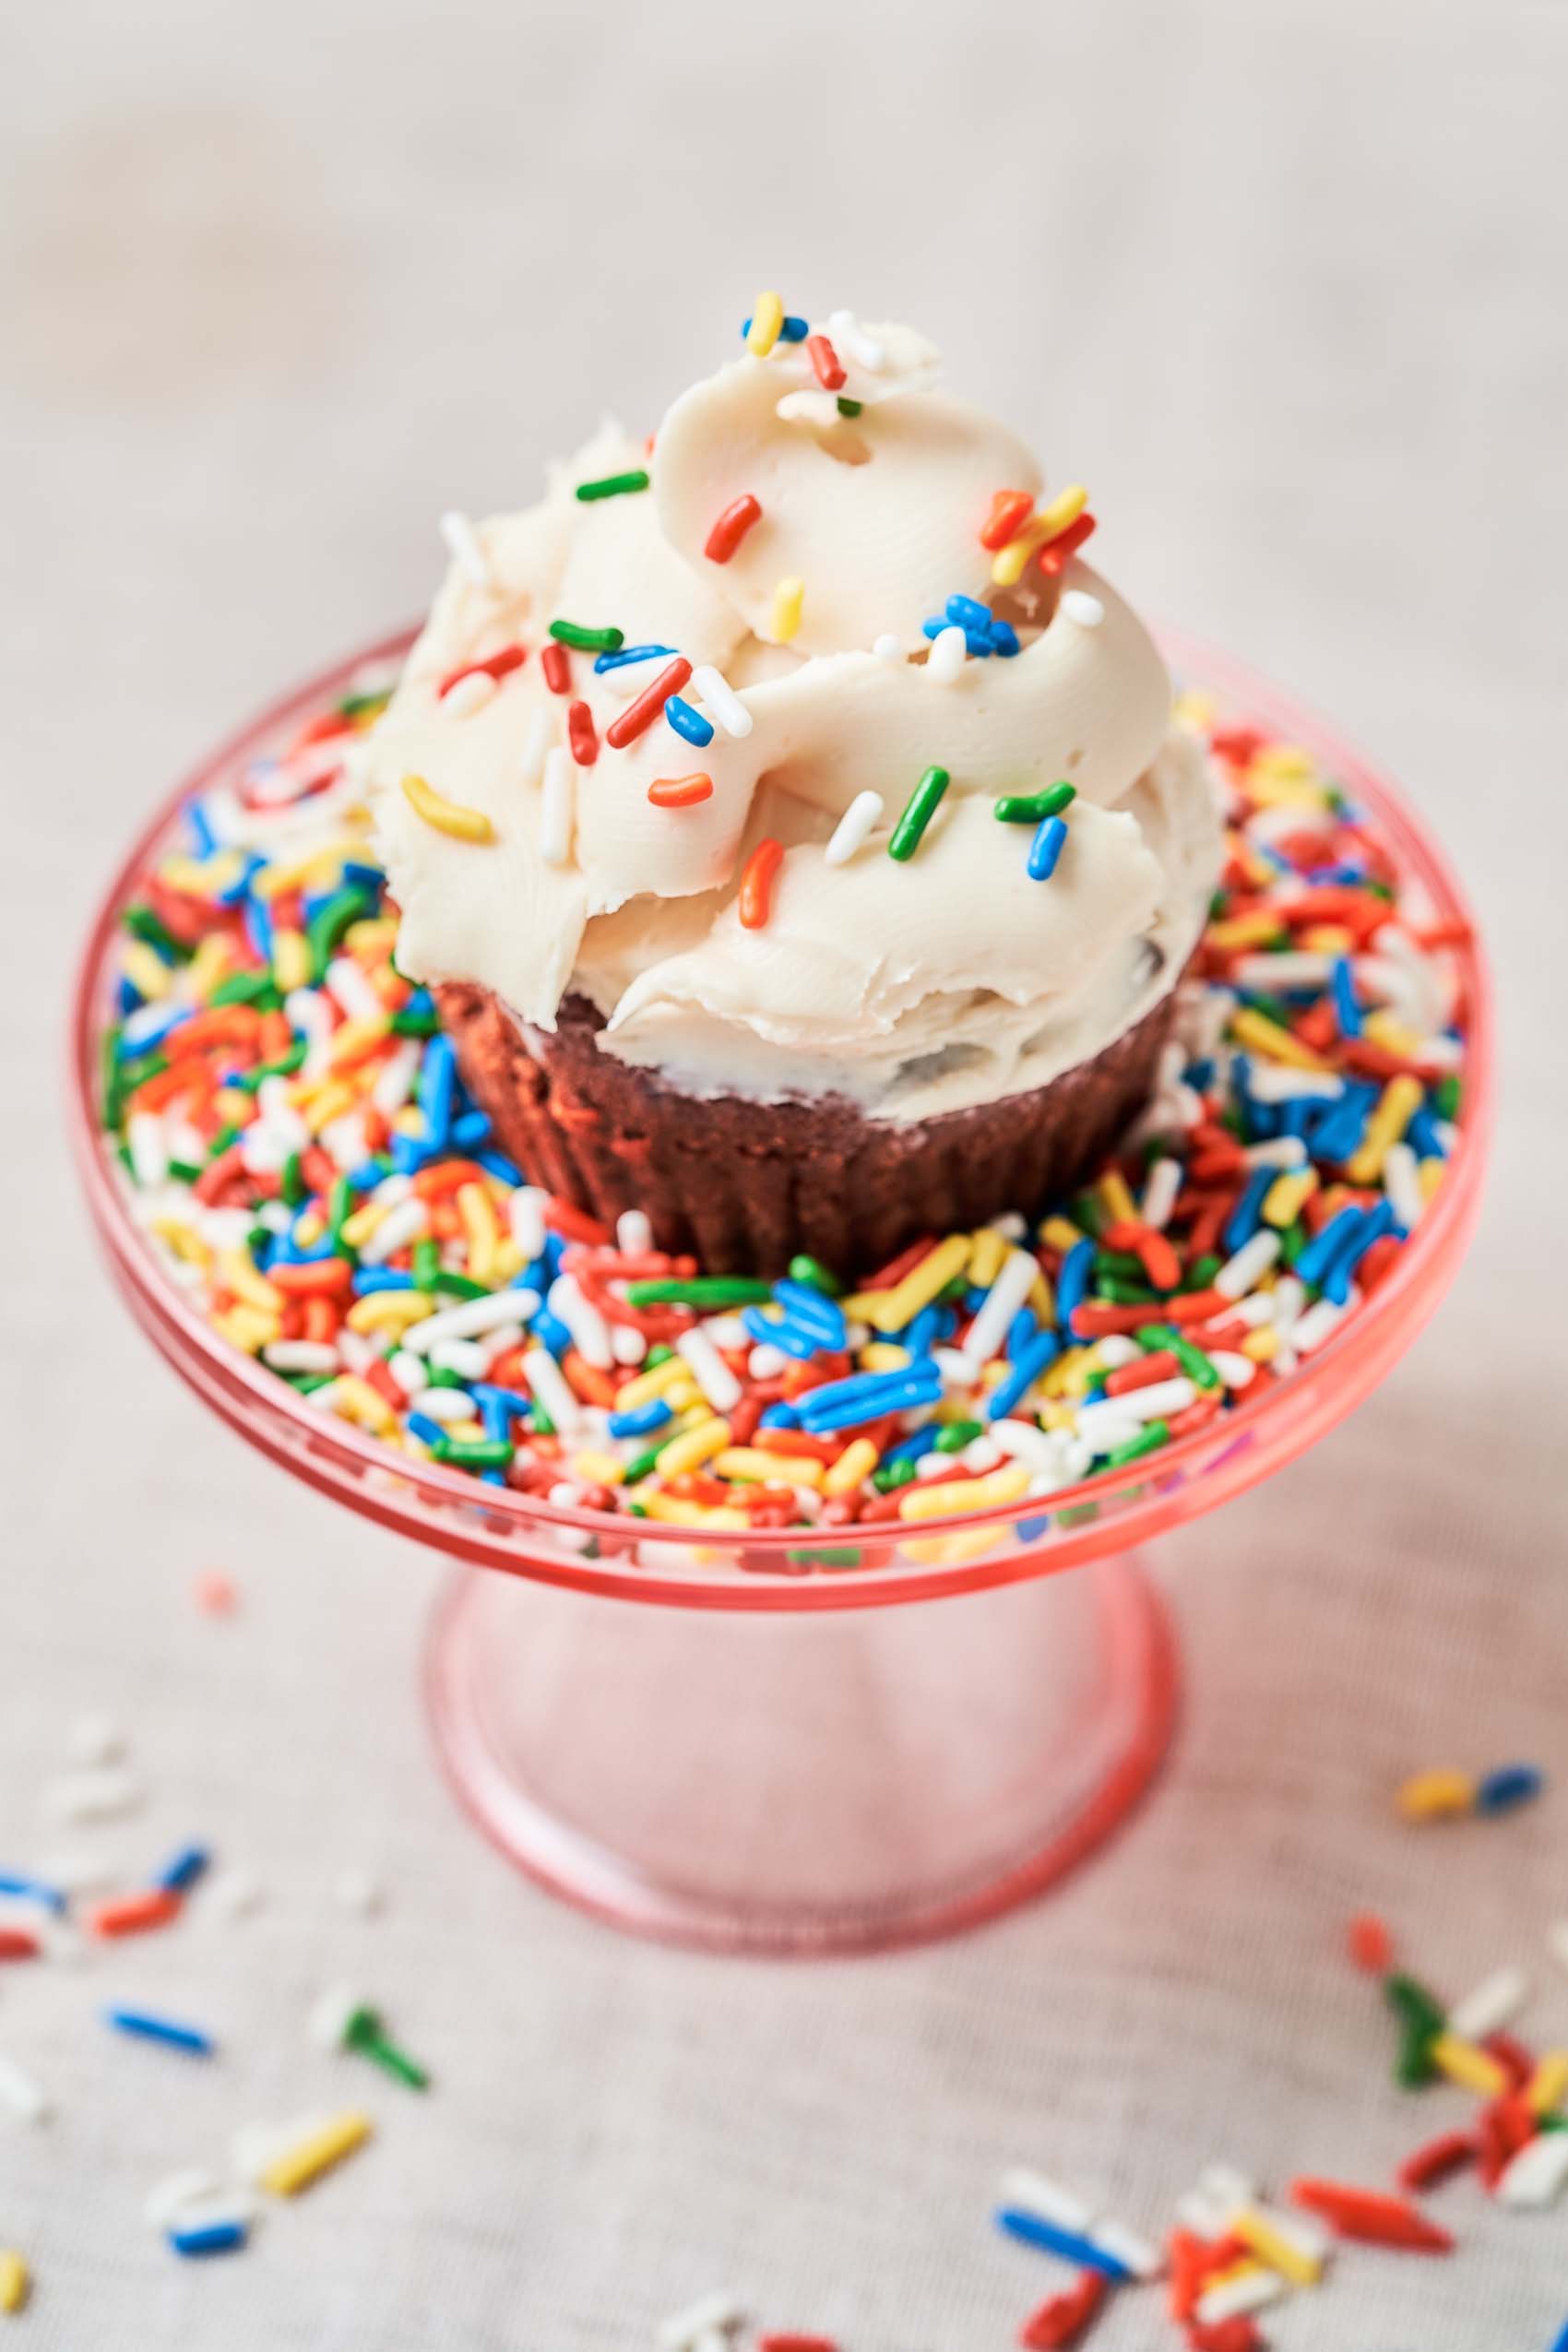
[
  {"x1": 899, "y1": 1462, "x2": 1032, "y2": 1523},
  {"x1": 401, "y1": 771, "x2": 495, "y2": 844},
  {"x1": 345, "y1": 1289, "x2": 435, "y2": 1339},
  {"x1": 303, "y1": 1078, "x2": 356, "y2": 1134},
  {"x1": 1244, "y1": 772, "x2": 1331, "y2": 811},
  {"x1": 1172, "y1": 689, "x2": 1217, "y2": 729},
  {"x1": 654, "y1": 1416, "x2": 731, "y2": 1479},
  {"x1": 968, "y1": 1228, "x2": 1006, "y2": 1290},
  {"x1": 444, "y1": 1419, "x2": 486, "y2": 1445},
  {"x1": 1097, "y1": 1170, "x2": 1138, "y2": 1227},
  {"x1": 1042, "y1": 1346, "x2": 1089, "y2": 1398},
  {"x1": 457, "y1": 1181, "x2": 501, "y2": 1287},
  {"x1": 570, "y1": 1451, "x2": 626, "y2": 1487},
  {"x1": 868, "y1": 1232, "x2": 972, "y2": 1334},
  {"x1": 1027, "y1": 1272, "x2": 1055, "y2": 1325},
  {"x1": 184, "y1": 932, "x2": 238, "y2": 1003},
  {"x1": 859, "y1": 1342, "x2": 912, "y2": 1375},
  {"x1": 326, "y1": 1013, "x2": 394, "y2": 1070},
  {"x1": 159, "y1": 849, "x2": 246, "y2": 897},
  {"x1": 0, "y1": 2251, "x2": 30, "y2": 2315},
  {"x1": 210, "y1": 1305, "x2": 279, "y2": 1356},
  {"x1": 837, "y1": 1288, "x2": 895, "y2": 1322},
  {"x1": 1206, "y1": 909, "x2": 1288, "y2": 952},
  {"x1": 1249, "y1": 742, "x2": 1318, "y2": 782},
  {"x1": 713, "y1": 1448, "x2": 826, "y2": 1491},
  {"x1": 824, "y1": 1436, "x2": 878, "y2": 1496},
  {"x1": 339, "y1": 1197, "x2": 394, "y2": 1250},
  {"x1": 1300, "y1": 922, "x2": 1356, "y2": 954},
  {"x1": 1346, "y1": 1075, "x2": 1424, "y2": 1184},
  {"x1": 1262, "y1": 1168, "x2": 1318, "y2": 1228},
  {"x1": 903, "y1": 1523, "x2": 1014, "y2": 1569},
  {"x1": 614, "y1": 1357, "x2": 695, "y2": 1411},
  {"x1": 1240, "y1": 1325, "x2": 1280, "y2": 1365},
  {"x1": 261, "y1": 2109, "x2": 374, "y2": 2197},
  {"x1": 272, "y1": 927, "x2": 313, "y2": 992},
  {"x1": 218, "y1": 1249, "x2": 284, "y2": 1315},
  {"x1": 769, "y1": 576, "x2": 804, "y2": 643},
  {"x1": 637, "y1": 1494, "x2": 751, "y2": 1532},
  {"x1": 663, "y1": 1382, "x2": 705, "y2": 1418},
  {"x1": 252, "y1": 839, "x2": 365, "y2": 900},
  {"x1": 323, "y1": 1375, "x2": 401, "y2": 1437},
  {"x1": 745, "y1": 290, "x2": 786, "y2": 356},
  {"x1": 1039, "y1": 1400, "x2": 1078, "y2": 1431},
  {"x1": 1527, "y1": 2050, "x2": 1568, "y2": 2117},
  {"x1": 1431, "y1": 2031, "x2": 1507, "y2": 2099},
  {"x1": 980, "y1": 1359, "x2": 1010, "y2": 1390},
  {"x1": 1419, "y1": 1157, "x2": 1446, "y2": 1204},
  {"x1": 149, "y1": 1217, "x2": 211, "y2": 1269},
  {"x1": 121, "y1": 941, "x2": 172, "y2": 1002},
  {"x1": 1396, "y1": 1766, "x2": 1475, "y2": 1821},
  {"x1": 1040, "y1": 1216, "x2": 1086, "y2": 1253},
  {"x1": 1201, "y1": 2260, "x2": 1268, "y2": 2298},
  {"x1": 1362, "y1": 1010, "x2": 1431, "y2": 1060},
  {"x1": 345, "y1": 917, "x2": 398, "y2": 957},
  {"x1": 1234, "y1": 2208, "x2": 1324, "y2": 2287},
  {"x1": 290, "y1": 1209, "x2": 327, "y2": 1249},
  {"x1": 490, "y1": 1237, "x2": 525, "y2": 1287},
  {"x1": 1229, "y1": 1008, "x2": 1330, "y2": 1072},
  {"x1": 990, "y1": 483, "x2": 1088, "y2": 586}
]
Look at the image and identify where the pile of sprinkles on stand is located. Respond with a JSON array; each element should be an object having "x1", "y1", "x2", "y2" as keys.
[{"x1": 94, "y1": 330, "x2": 1472, "y2": 1552}]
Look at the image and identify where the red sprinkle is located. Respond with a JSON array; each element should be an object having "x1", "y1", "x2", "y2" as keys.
[
  {"x1": 704, "y1": 493, "x2": 763, "y2": 564},
  {"x1": 1038, "y1": 512, "x2": 1097, "y2": 575},
  {"x1": 1348, "y1": 1911, "x2": 1395, "y2": 1973},
  {"x1": 1185, "y1": 2322, "x2": 1264, "y2": 2352},
  {"x1": 567, "y1": 700, "x2": 599, "y2": 766},
  {"x1": 605, "y1": 657, "x2": 694, "y2": 750},
  {"x1": 1397, "y1": 2130, "x2": 1477, "y2": 2194},
  {"x1": 757, "y1": 2338, "x2": 840, "y2": 2352},
  {"x1": 647, "y1": 773, "x2": 714, "y2": 809},
  {"x1": 542, "y1": 1196, "x2": 613, "y2": 1246},
  {"x1": 84, "y1": 1888, "x2": 184, "y2": 1940},
  {"x1": 540, "y1": 641, "x2": 571, "y2": 695},
  {"x1": 437, "y1": 644, "x2": 528, "y2": 697},
  {"x1": 980, "y1": 487, "x2": 1037, "y2": 551},
  {"x1": 739, "y1": 837, "x2": 784, "y2": 930},
  {"x1": 805, "y1": 334, "x2": 846, "y2": 391},
  {"x1": 1289, "y1": 2179, "x2": 1454, "y2": 2251},
  {"x1": 0, "y1": 1928, "x2": 42, "y2": 1962},
  {"x1": 1018, "y1": 2270, "x2": 1107, "y2": 2348}
]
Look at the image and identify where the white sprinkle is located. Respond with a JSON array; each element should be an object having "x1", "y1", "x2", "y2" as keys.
[
  {"x1": 44, "y1": 1767, "x2": 143, "y2": 1825},
  {"x1": 309, "y1": 1982, "x2": 362, "y2": 2048},
  {"x1": 263, "y1": 1338, "x2": 340, "y2": 1375},
  {"x1": 872, "y1": 634, "x2": 904, "y2": 664},
  {"x1": 956, "y1": 1435, "x2": 1004, "y2": 1474},
  {"x1": 676, "y1": 1326, "x2": 743, "y2": 1414},
  {"x1": 66, "y1": 1713, "x2": 125, "y2": 1768},
  {"x1": 689, "y1": 663, "x2": 753, "y2": 740},
  {"x1": 985, "y1": 1420, "x2": 1059, "y2": 1475},
  {"x1": 997, "y1": 2166, "x2": 1094, "y2": 2234},
  {"x1": 748, "y1": 1344, "x2": 788, "y2": 1381},
  {"x1": 429, "y1": 1338, "x2": 492, "y2": 1382},
  {"x1": 990, "y1": 1211, "x2": 1028, "y2": 1240},
  {"x1": 953, "y1": 1247, "x2": 1039, "y2": 1379},
  {"x1": 479, "y1": 1324, "x2": 526, "y2": 1368},
  {"x1": 232, "y1": 2113, "x2": 335, "y2": 2187},
  {"x1": 1215, "y1": 1229, "x2": 1282, "y2": 1300},
  {"x1": 548, "y1": 1275, "x2": 614, "y2": 1371},
  {"x1": 523, "y1": 1347, "x2": 582, "y2": 1436},
  {"x1": 1264, "y1": 1274, "x2": 1307, "y2": 1335},
  {"x1": 1209, "y1": 1350, "x2": 1257, "y2": 1390},
  {"x1": 1246, "y1": 1063, "x2": 1344, "y2": 1104},
  {"x1": 126, "y1": 1111, "x2": 169, "y2": 1189},
  {"x1": 1092, "y1": 1336, "x2": 1141, "y2": 1371},
  {"x1": 442, "y1": 668, "x2": 497, "y2": 717},
  {"x1": 1140, "y1": 1156, "x2": 1182, "y2": 1231},
  {"x1": 508, "y1": 1186, "x2": 548, "y2": 1263},
  {"x1": 1233, "y1": 952, "x2": 1335, "y2": 992},
  {"x1": 325, "y1": 956, "x2": 385, "y2": 1024},
  {"x1": 657, "y1": 2290, "x2": 743, "y2": 2351},
  {"x1": 0, "y1": 2052, "x2": 50, "y2": 2124},
  {"x1": 358, "y1": 1195, "x2": 429, "y2": 1267},
  {"x1": 207, "y1": 1868, "x2": 265, "y2": 1919},
  {"x1": 1091, "y1": 2217, "x2": 1163, "y2": 2280},
  {"x1": 439, "y1": 510, "x2": 493, "y2": 588},
  {"x1": 1384, "y1": 1140, "x2": 1425, "y2": 1231},
  {"x1": 611, "y1": 1324, "x2": 647, "y2": 1367},
  {"x1": 1068, "y1": 1408, "x2": 1142, "y2": 1458},
  {"x1": 616, "y1": 1209, "x2": 653, "y2": 1253},
  {"x1": 925, "y1": 624, "x2": 968, "y2": 683},
  {"x1": 1173, "y1": 2187, "x2": 1233, "y2": 2238},
  {"x1": 540, "y1": 746, "x2": 574, "y2": 864},
  {"x1": 409, "y1": 1385, "x2": 474, "y2": 1427},
  {"x1": 335, "y1": 1870, "x2": 385, "y2": 1918},
  {"x1": 1293, "y1": 1290, "x2": 1357, "y2": 1354},
  {"x1": 1449, "y1": 1965, "x2": 1530, "y2": 2043},
  {"x1": 1498, "y1": 2131, "x2": 1568, "y2": 2209},
  {"x1": 1195, "y1": 2267, "x2": 1286, "y2": 2324},
  {"x1": 165, "y1": 2192, "x2": 262, "y2": 2237},
  {"x1": 1241, "y1": 1135, "x2": 1308, "y2": 1170},
  {"x1": 519, "y1": 705, "x2": 553, "y2": 790},
  {"x1": 825, "y1": 791, "x2": 884, "y2": 868},
  {"x1": 1059, "y1": 588, "x2": 1104, "y2": 628},
  {"x1": 404, "y1": 1289, "x2": 540, "y2": 1354},
  {"x1": 144, "y1": 2168, "x2": 222, "y2": 2228},
  {"x1": 1079, "y1": 1378, "x2": 1195, "y2": 1434}
]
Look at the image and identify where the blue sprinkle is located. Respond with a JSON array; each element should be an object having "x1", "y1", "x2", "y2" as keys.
[
  {"x1": 987, "y1": 618, "x2": 1021, "y2": 657},
  {"x1": 530, "y1": 1309, "x2": 573, "y2": 1359},
  {"x1": 476, "y1": 1149, "x2": 524, "y2": 1185},
  {"x1": 1005, "y1": 1307, "x2": 1039, "y2": 1361},
  {"x1": 593, "y1": 643, "x2": 673, "y2": 673},
  {"x1": 421, "y1": 1035, "x2": 457, "y2": 1149},
  {"x1": 741, "y1": 1308, "x2": 826, "y2": 1361},
  {"x1": 1331, "y1": 956, "x2": 1362, "y2": 1037},
  {"x1": 478, "y1": 1391, "x2": 513, "y2": 1446},
  {"x1": 795, "y1": 1368, "x2": 944, "y2": 1433},
  {"x1": 1027, "y1": 815, "x2": 1068, "y2": 881},
  {"x1": 758, "y1": 1401, "x2": 801, "y2": 1431},
  {"x1": 120, "y1": 1002, "x2": 188, "y2": 1057},
  {"x1": 1186, "y1": 1056, "x2": 1216, "y2": 1094},
  {"x1": 154, "y1": 1844, "x2": 210, "y2": 1895},
  {"x1": 1057, "y1": 1237, "x2": 1097, "y2": 1329},
  {"x1": 903, "y1": 1302, "x2": 948, "y2": 1360},
  {"x1": 469, "y1": 1384, "x2": 534, "y2": 1421},
  {"x1": 186, "y1": 800, "x2": 219, "y2": 856},
  {"x1": 740, "y1": 314, "x2": 808, "y2": 341},
  {"x1": 390, "y1": 1131, "x2": 438, "y2": 1176},
  {"x1": 1406, "y1": 1103, "x2": 1447, "y2": 1160},
  {"x1": 406, "y1": 1412, "x2": 447, "y2": 1448},
  {"x1": 881, "y1": 1426, "x2": 941, "y2": 1469},
  {"x1": 0, "y1": 1871, "x2": 66, "y2": 1915},
  {"x1": 1222, "y1": 1167, "x2": 1276, "y2": 1255},
  {"x1": 994, "y1": 2208, "x2": 1132, "y2": 2280},
  {"x1": 665, "y1": 695, "x2": 714, "y2": 747},
  {"x1": 106, "y1": 2007, "x2": 214, "y2": 2057},
  {"x1": 772, "y1": 1279, "x2": 847, "y2": 1349},
  {"x1": 214, "y1": 851, "x2": 266, "y2": 908},
  {"x1": 403, "y1": 986, "x2": 435, "y2": 1019},
  {"x1": 1294, "y1": 1205, "x2": 1365, "y2": 1289},
  {"x1": 1476, "y1": 1763, "x2": 1544, "y2": 1816},
  {"x1": 351, "y1": 1267, "x2": 415, "y2": 1295},
  {"x1": 450, "y1": 1108, "x2": 492, "y2": 1148},
  {"x1": 1322, "y1": 1198, "x2": 1396, "y2": 1304},
  {"x1": 921, "y1": 617, "x2": 992, "y2": 657},
  {"x1": 608, "y1": 1399, "x2": 673, "y2": 1441},
  {"x1": 986, "y1": 1327, "x2": 1060, "y2": 1421},
  {"x1": 170, "y1": 2221, "x2": 247, "y2": 2258},
  {"x1": 944, "y1": 593, "x2": 993, "y2": 634},
  {"x1": 116, "y1": 975, "x2": 142, "y2": 1016},
  {"x1": 541, "y1": 1232, "x2": 568, "y2": 1278}
]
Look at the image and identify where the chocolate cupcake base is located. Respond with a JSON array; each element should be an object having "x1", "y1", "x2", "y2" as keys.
[{"x1": 434, "y1": 981, "x2": 1183, "y2": 1277}]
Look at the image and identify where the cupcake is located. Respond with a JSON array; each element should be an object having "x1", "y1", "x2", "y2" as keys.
[{"x1": 364, "y1": 307, "x2": 1222, "y2": 1274}]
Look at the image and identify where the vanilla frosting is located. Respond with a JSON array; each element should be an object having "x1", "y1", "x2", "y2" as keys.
[{"x1": 363, "y1": 318, "x2": 1222, "y2": 1122}]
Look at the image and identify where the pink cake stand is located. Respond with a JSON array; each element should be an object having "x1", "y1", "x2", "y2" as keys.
[{"x1": 67, "y1": 632, "x2": 1491, "y2": 1956}]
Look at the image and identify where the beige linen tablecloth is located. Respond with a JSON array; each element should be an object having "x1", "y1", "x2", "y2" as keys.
[{"x1": 4, "y1": 2, "x2": 1565, "y2": 2343}]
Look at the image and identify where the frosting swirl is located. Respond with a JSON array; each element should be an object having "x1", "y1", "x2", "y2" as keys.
[{"x1": 364, "y1": 318, "x2": 1221, "y2": 1121}]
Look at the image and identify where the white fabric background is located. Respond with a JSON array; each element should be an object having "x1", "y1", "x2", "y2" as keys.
[{"x1": 4, "y1": 2, "x2": 1567, "y2": 2344}]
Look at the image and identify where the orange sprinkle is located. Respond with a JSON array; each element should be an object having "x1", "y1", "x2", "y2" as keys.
[
  {"x1": 979, "y1": 487, "x2": 1036, "y2": 551},
  {"x1": 739, "y1": 837, "x2": 784, "y2": 930},
  {"x1": 648, "y1": 774, "x2": 714, "y2": 809}
]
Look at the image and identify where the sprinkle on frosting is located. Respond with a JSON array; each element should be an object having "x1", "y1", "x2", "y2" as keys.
[{"x1": 399, "y1": 774, "x2": 495, "y2": 844}]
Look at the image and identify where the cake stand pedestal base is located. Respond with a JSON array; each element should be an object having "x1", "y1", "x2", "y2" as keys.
[{"x1": 425, "y1": 1552, "x2": 1177, "y2": 1955}]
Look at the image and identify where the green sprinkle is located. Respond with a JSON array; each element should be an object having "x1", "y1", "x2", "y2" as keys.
[
  {"x1": 101, "y1": 1026, "x2": 125, "y2": 1130},
  {"x1": 1384, "y1": 1971, "x2": 1447, "y2": 2038},
  {"x1": 232, "y1": 1041, "x2": 307, "y2": 1092},
  {"x1": 245, "y1": 1223, "x2": 271, "y2": 1260},
  {"x1": 936, "y1": 1275, "x2": 969, "y2": 1304},
  {"x1": 526, "y1": 1405, "x2": 556, "y2": 1440},
  {"x1": 787, "y1": 1546, "x2": 862, "y2": 1568},
  {"x1": 327, "y1": 1173, "x2": 355, "y2": 1257},
  {"x1": 622, "y1": 1443, "x2": 664, "y2": 1484},
  {"x1": 432, "y1": 1438, "x2": 513, "y2": 1472},
  {"x1": 1280, "y1": 1224, "x2": 1308, "y2": 1268},
  {"x1": 1099, "y1": 1276, "x2": 1159, "y2": 1305},
  {"x1": 123, "y1": 904, "x2": 184, "y2": 958},
  {"x1": 1139, "y1": 1323, "x2": 1222, "y2": 1390},
  {"x1": 1102, "y1": 1420, "x2": 1170, "y2": 1469},
  {"x1": 933, "y1": 1420, "x2": 982, "y2": 1454},
  {"x1": 337, "y1": 689, "x2": 392, "y2": 721},
  {"x1": 390, "y1": 1006, "x2": 439, "y2": 1038},
  {"x1": 411, "y1": 1237, "x2": 440, "y2": 1290},
  {"x1": 1183, "y1": 1253, "x2": 1223, "y2": 1291},
  {"x1": 208, "y1": 1123, "x2": 241, "y2": 1159},
  {"x1": 548, "y1": 619, "x2": 624, "y2": 652},
  {"x1": 993, "y1": 781, "x2": 1077, "y2": 826},
  {"x1": 1434, "y1": 1073, "x2": 1460, "y2": 1120},
  {"x1": 888, "y1": 766, "x2": 950, "y2": 861},
  {"x1": 574, "y1": 469, "x2": 650, "y2": 503},
  {"x1": 289, "y1": 1372, "x2": 337, "y2": 1396},
  {"x1": 422, "y1": 1365, "x2": 469, "y2": 1390},
  {"x1": 871, "y1": 1457, "x2": 918, "y2": 1494},
  {"x1": 429, "y1": 1269, "x2": 489, "y2": 1301},
  {"x1": 788, "y1": 1253, "x2": 844, "y2": 1298},
  {"x1": 166, "y1": 1158, "x2": 203, "y2": 1185},
  {"x1": 280, "y1": 1152, "x2": 305, "y2": 1208},
  {"x1": 625, "y1": 1277, "x2": 772, "y2": 1309},
  {"x1": 836, "y1": 397, "x2": 862, "y2": 418},
  {"x1": 307, "y1": 887, "x2": 370, "y2": 980},
  {"x1": 209, "y1": 969, "x2": 281, "y2": 1011},
  {"x1": 1095, "y1": 1250, "x2": 1147, "y2": 1283},
  {"x1": 1069, "y1": 1191, "x2": 1105, "y2": 1238},
  {"x1": 1396, "y1": 2017, "x2": 1440, "y2": 2087},
  {"x1": 644, "y1": 1344, "x2": 674, "y2": 1370}
]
